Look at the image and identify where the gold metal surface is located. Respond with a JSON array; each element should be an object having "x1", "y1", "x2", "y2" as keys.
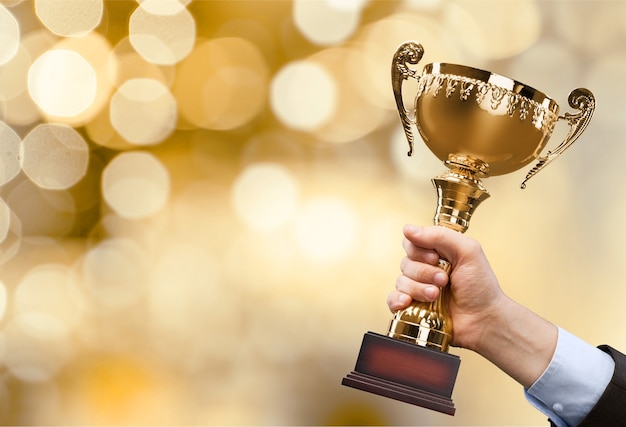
[{"x1": 388, "y1": 41, "x2": 596, "y2": 351}]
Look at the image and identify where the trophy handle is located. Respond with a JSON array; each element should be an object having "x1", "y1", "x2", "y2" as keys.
[
  {"x1": 392, "y1": 41, "x2": 424, "y2": 156},
  {"x1": 520, "y1": 88, "x2": 596, "y2": 189}
]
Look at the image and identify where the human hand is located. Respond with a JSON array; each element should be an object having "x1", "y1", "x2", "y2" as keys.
[
  {"x1": 387, "y1": 224, "x2": 507, "y2": 351},
  {"x1": 386, "y1": 224, "x2": 557, "y2": 387}
]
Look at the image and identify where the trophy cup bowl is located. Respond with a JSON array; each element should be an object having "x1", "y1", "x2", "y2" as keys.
[{"x1": 342, "y1": 41, "x2": 595, "y2": 415}]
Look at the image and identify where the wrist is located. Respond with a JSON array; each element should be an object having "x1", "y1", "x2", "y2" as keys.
[{"x1": 471, "y1": 296, "x2": 558, "y2": 388}]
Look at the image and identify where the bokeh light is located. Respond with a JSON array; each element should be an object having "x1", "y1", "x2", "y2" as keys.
[
  {"x1": 4, "y1": 312, "x2": 73, "y2": 382},
  {"x1": 308, "y1": 47, "x2": 387, "y2": 144},
  {"x1": 0, "y1": 199, "x2": 21, "y2": 265},
  {"x1": 0, "y1": 198, "x2": 10, "y2": 243},
  {"x1": 109, "y1": 78, "x2": 177, "y2": 145},
  {"x1": 231, "y1": 162, "x2": 299, "y2": 232},
  {"x1": 101, "y1": 151, "x2": 170, "y2": 219},
  {"x1": 0, "y1": 4, "x2": 19, "y2": 66},
  {"x1": 0, "y1": 29, "x2": 57, "y2": 127},
  {"x1": 50, "y1": 32, "x2": 115, "y2": 126},
  {"x1": 14, "y1": 262, "x2": 82, "y2": 321},
  {"x1": 293, "y1": 0, "x2": 364, "y2": 46},
  {"x1": 34, "y1": 0, "x2": 103, "y2": 37},
  {"x1": 270, "y1": 60, "x2": 337, "y2": 131},
  {"x1": 21, "y1": 123, "x2": 89, "y2": 190},
  {"x1": 0, "y1": 121, "x2": 21, "y2": 185},
  {"x1": 173, "y1": 37, "x2": 269, "y2": 130},
  {"x1": 27, "y1": 49, "x2": 97, "y2": 117},
  {"x1": 108, "y1": 36, "x2": 175, "y2": 88},
  {"x1": 129, "y1": 0, "x2": 195, "y2": 65},
  {"x1": 80, "y1": 237, "x2": 148, "y2": 311}
]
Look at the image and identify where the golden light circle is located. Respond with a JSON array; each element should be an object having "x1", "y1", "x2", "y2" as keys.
[
  {"x1": 292, "y1": 0, "x2": 363, "y2": 46},
  {"x1": 231, "y1": 162, "x2": 299, "y2": 232},
  {"x1": 22, "y1": 123, "x2": 89, "y2": 190},
  {"x1": 0, "y1": 30, "x2": 57, "y2": 127},
  {"x1": 0, "y1": 197, "x2": 10, "y2": 243},
  {"x1": 108, "y1": 36, "x2": 175, "y2": 88},
  {"x1": 0, "y1": 120, "x2": 21, "y2": 185},
  {"x1": 109, "y1": 78, "x2": 177, "y2": 145},
  {"x1": 34, "y1": 0, "x2": 103, "y2": 37},
  {"x1": 14, "y1": 263, "x2": 83, "y2": 329},
  {"x1": 0, "y1": 4, "x2": 19, "y2": 66},
  {"x1": 27, "y1": 49, "x2": 97, "y2": 117},
  {"x1": 81, "y1": 237, "x2": 148, "y2": 310},
  {"x1": 0, "y1": 199, "x2": 21, "y2": 265},
  {"x1": 4, "y1": 313, "x2": 73, "y2": 382},
  {"x1": 0, "y1": 43, "x2": 29, "y2": 102},
  {"x1": 173, "y1": 37, "x2": 269, "y2": 130},
  {"x1": 270, "y1": 60, "x2": 337, "y2": 131},
  {"x1": 147, "y1": 243, "x2": 232, "y2": 363},
  {"x1": 50, "y1": 32, "x2": 115, "y2": 126},
  {"x1": 308, "y1": 46, "x2": 386, "y2": 144},
  {"x1": 101, "y1": 151, "x2": 170, "y2": 219},
  {"x1": 129, "y1": 0, "x2": 196, "y2": 65}
]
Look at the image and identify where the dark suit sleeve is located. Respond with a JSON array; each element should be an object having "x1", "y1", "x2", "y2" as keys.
[{"x1": 569, "y1": 345, "x2": 626, "y2": 426}]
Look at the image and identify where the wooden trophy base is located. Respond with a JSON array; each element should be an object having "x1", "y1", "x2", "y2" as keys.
[{"x1": 342, "y1": 332, "x2": 460, "y2": 415}]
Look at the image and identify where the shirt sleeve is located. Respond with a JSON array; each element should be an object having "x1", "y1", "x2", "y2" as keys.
[{"x1": 523, "y1": 327, "x2": 615, "y2": 427}]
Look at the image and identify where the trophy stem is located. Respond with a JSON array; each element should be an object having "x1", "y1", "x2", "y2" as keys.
[
  {"x1": 387, "y1": 167, "x2": 490, "y2": 351},
  {"x1": 432, "y1": 166, "x2": 491, "y2": 234}
]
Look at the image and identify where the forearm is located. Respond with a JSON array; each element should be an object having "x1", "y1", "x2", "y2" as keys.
[{"x1": 472, "y1": 295, "x2": 558, "y2": 388}]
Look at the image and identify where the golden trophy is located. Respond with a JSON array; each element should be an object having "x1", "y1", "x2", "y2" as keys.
[{"x1": 342, "y1": 41, "x2": 595, "y2": 415}]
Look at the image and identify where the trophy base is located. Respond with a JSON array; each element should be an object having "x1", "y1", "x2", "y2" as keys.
[{"x1": 342, "y1": 332, "x2": 460, "y2": 415}]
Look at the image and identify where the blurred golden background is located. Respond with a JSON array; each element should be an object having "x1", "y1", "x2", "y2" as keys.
[{"x1": 1, "y1": 0, "x2": 625, "y2": 425}]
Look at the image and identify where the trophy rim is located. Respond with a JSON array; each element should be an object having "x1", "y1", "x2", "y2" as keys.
[{"x1": 424, "y1": 62, "x2": 559, "y2": 112}]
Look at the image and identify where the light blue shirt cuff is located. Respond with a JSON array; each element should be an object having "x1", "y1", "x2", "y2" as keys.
[{"x1": 524, "y1": 327, "x2": 614, "y2": 427}]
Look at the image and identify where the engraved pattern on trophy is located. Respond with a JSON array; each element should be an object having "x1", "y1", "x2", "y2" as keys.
[{"x1": 416, "y1": 72, "x2": 559, "y2": 137}]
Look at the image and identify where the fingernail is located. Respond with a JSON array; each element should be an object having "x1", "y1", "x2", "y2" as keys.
[
  {"x1": 424, "y1": 286, "x2": 437, "y2": 299},
  {"x1": 399, "y1": 293, "x2": 411, "y2": 304},
  {"x1": 433, "y1": 272, "x2": 447, "y2": 286}
]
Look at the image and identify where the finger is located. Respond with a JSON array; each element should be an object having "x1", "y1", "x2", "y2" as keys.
[
  {"x1": 400, "y1": 256, "x2": 449, "y2": 286},
  {"x1": 402, "y1": 237, "x2": 440, "y2": 265},
  {"x1": 394, "y1": 274, "x2": 441, "y2": 303},
  {"x1": 403, "y1": 223, "x2": 470, "y2": 264},
  {"x1": 386, "y1": 290, "x2": 412, "y2": 312}
]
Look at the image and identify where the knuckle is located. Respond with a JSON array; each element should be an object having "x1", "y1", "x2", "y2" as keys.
[
  {"x1": 399, "y1": 256, "x2": 409, "y2": 272},
  {"x1": 395, "y1": 274, "x2": 408, "y2": 291},
  {"x1": 465, "y1": 236, "x2": 483, "y2": 254}
]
